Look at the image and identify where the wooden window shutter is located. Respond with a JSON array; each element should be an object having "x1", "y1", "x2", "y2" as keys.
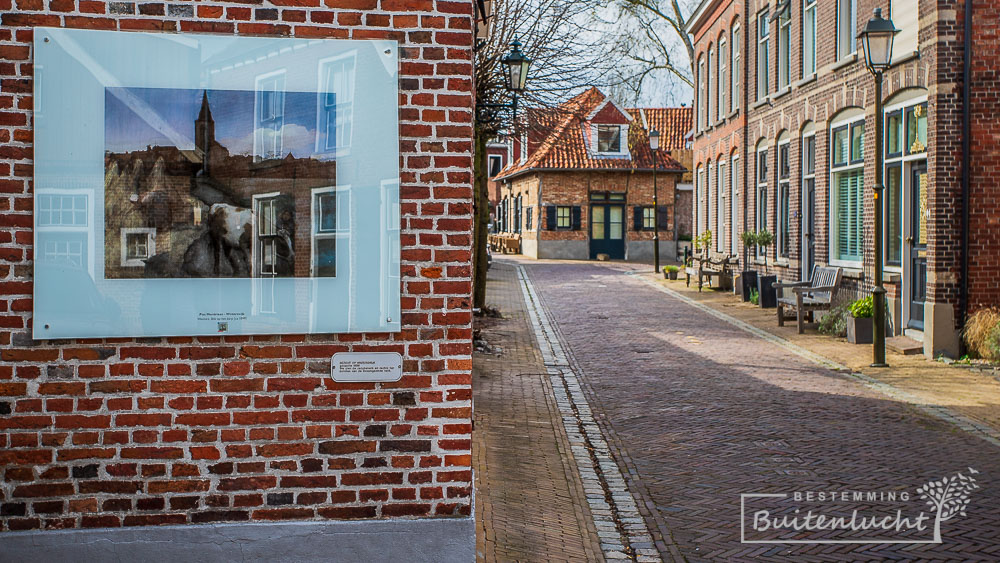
[
  {"x1": 545, "y1": 205, "x2": 556, "y2": 231},
  {"x1": 657, "y1": 205, "x2": 669, "y2": 230},
  {"x1": 571, "y1": 206, "x2": 582, "y2": 230},
  {"x1": 633, "y1": 206, "x2": 643, "y2": 231}
]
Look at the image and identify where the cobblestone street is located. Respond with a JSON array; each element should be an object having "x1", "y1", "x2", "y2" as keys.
[{"x1": 475, "y1": 259, "x2": 1000, "y2": 562}]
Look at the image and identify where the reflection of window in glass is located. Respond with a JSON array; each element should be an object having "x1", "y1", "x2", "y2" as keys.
[
  {"x1": 312, "y1": 188, "x2": 336, "y2": 277},
  {"x1": 255, "y1": 73, "x2": 286, "y2": 162},
  {"x1": 489, "y1": 154, "x2": 503, "y2": 177},
  {"x1": 886, "y1": 164, "x2": 902, "y2": 266},
  {"x1": 121, "y1": 228, "x2": 155, "y2": 267},
  {"x1": 906, "y1": 104, "x2": 927, "y2": 154},
  {"x1": 597, "y1": 125, "x2": 622, "y2": 153},
  {"x1": 43, "y1": 240, "x2": 85, "y2": 268},
  {"x1": 319, "y1": 54, "x2": 356, "y2": 154},
  {"x1": 255, "y1": 194, "x2": 288, "y2": 277},
  {"x1": 38, "y1": 194, "x2": 87, "y2": 226},
  {"x1": 556, "y1": 206, "x2": 571, "y2": 228}
]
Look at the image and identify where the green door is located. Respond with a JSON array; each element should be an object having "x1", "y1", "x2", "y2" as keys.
[{"x1": 589, "y1": 204, "x2": 625, "y2": 259}]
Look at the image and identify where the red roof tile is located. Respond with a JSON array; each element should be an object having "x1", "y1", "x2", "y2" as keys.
[{"x1": 495, "y1": 87, "x2": 689, "y2": 181}]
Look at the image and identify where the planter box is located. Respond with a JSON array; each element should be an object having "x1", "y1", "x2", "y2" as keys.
[
  {"x1": 666, "y1": 270, "x2": 678, "y2": 280},
  {"x1": 757, "y1": 275, "x2": 778, "y2": 309},
  {"x1": 847, "y1": 316, "x2": 873, "y2": 344},
  {"x1": 740, "y1": 271, "x2": 758, "y2": 302}
]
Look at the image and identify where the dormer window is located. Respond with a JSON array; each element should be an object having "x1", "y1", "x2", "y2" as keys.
[{"x1": 597, "y1": 124, "x2": 622, "y2": 153}]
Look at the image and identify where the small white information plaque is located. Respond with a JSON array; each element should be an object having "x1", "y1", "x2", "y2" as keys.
[{"x1": 331, "y1": 352, "x2": 403, "y2": 383}]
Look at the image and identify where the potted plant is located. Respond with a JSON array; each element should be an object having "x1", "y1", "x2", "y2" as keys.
[
  {"x1": 699, "y1": 230, "x2": 713, "y2": 259},
  {"x1": 737, "y1": 231, "x2": 758, "y2": 301},
  {"x1": 847, "y1": 295, "x2": 874, "y2": 344},
  {"x1": 663, "y1": 265, "x2": 680, "y2": 280},
  {"x1": 755, "y1": 230, "x2": 778, "y2": 308}
]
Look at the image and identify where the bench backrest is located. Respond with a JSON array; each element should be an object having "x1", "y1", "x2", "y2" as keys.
[{"x1": 807, "y1": 266, "x2": 842, "y2": 303}]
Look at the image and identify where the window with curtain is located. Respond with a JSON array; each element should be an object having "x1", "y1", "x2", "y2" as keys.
[
  {"x1": 757, "y1": 12, "x2": 770, "y2": 100},
  {"x1": 837, "y1": 0, "x2": 856, "y2": 60},
  {"x1": 830, "y1": 120, "x2": 865, "y2": 262},
  {"x1": 803, "y1": 0, "x2": 817, "y2": 76},
  {"x1": 718, "y1": 36, "x2": 727, "y2": 120},
  {"x1": 732, "y1": 24, "x2": 741, "y2": 112},
  {"x1": 778, "y1": 141, "x2": 790, "y2": 257},
  {"x1": 777, "y1": 6, "x2": 790, "y2": 90}
]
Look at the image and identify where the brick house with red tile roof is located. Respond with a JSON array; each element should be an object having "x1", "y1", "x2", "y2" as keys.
[{"x1": 493, "y1": 88, "x2": 690, "y2": 261}]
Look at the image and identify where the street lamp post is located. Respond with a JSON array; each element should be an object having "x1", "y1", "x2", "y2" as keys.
[
  {"x1": 859, "y1": 8, "x2": 898, "y2": 368},
  {"x1": 650, "y1": 128, "x2": 661, "y2": 272}
]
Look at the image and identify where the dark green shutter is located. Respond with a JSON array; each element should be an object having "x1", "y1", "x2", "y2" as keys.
[
  {"x1": 657, "y1": 205, "x2": 669, "y2": 230},
  {"x1": 545, "y1": 205, "x2": 556, "y2": 230},
  {"x1": 633, "y1": 206, "x2": 643, "y2": 231},
  {"x1": 571, "y1": 206, "x2": 582, "y2": 230}
]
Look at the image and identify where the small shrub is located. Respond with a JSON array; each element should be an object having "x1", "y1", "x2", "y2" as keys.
[
  {"x1": 664, "y1": 265, "x2": 680, "y2": 273},
  {"x1": 749, "y1": 288, "x2": 759, "y2": 305},
  {"x1": 819, "y1": 302, "x2": 851, "y2": 337},
  {"x1": 740, "y1": 231, "x2": 758, "y2": 248},
  {"x1": 963, "y1": 308, "x2": 1000, "y2": 362},
  {"x1": 848, "y1": 295, "x2": 874, "y2": 318}
]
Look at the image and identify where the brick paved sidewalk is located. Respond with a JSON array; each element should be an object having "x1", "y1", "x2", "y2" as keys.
[
  {"x1": 472, "y1": 262, "x2": 604, "y2": 562},
  {"x1": 644, "y1": 271, "x2": 1000, "y2": 438}
]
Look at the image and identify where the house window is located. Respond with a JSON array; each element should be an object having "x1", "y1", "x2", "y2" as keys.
[
  {"x1": 707, "y1": 46, "x2": 714, "y2": 124},
  {"x1": 525, "y1": 207, "x2": 533, "y2": 230},
  {"x1": 831, "y1": 119, "x2": 865, "y2": 262},
  {"x1": 718, "y1": 36, "x2": 727, "y2": 120},
  {"x1": 778, "y1": 141, "x2": 791, "y2": 257},
  {"x1": 757, "y1": 11, "x2": 770, "y2": 100},
  {"x1": 837, "y1": 0, "x2": 856, "y2": 60},
  {"x1": 121, "y1": 228, "x2": 155, "y2": 267},
  {"x1": 597, "y1": 125, "x2": 622, "y2": 153},
  {"x1": 695, "y1": 165, "x2": 704, "y2": 235},
  {"x1": 884, "y1": 100, "x2": 927, "y2": 267},
  {"x1": 777, "y1": 6, "x2": 790, "y2": 90},
  {"x1": 556, "y1": 205, "x2": 571, "y2": 229},
  {"x1": 887, "y1": 110, "x2": 903, "y2": 157},
  {"x1": 704, "y1": 160, "x2": 712, "y2": 240},
  {"x1": 803, "y1": 0, "x2": 817, "y2": 76},
  {"x1": 889, "y1": 0, "x2": 919, "y2": 61},
  {"x1": 489, "y1": 154, "x2": 503, "y2": 177},
  {"x1": 254, "y1": 72, "x2": 286, "y2": 162},
  {"x1": 717, "y1": 160, "x2": 726, "y2": 252},
  {"x1": 731, "y1": 24, "x2": 741, "y2": 112},
  {"x1": 756, "y1": 145, "x2": 768, "y2": 255},
  {"x1": 642, "y1": 206, "x2": 656, "y2": 230},
  {"x1": 886, "y1": 163, "x2": 903, "y2": 266},
  {"x1": 730, "y1": 153, "x2": 739, "y2": 255},
  {"x1": 312, "y1": 189, "x2": 336, "y2": 277},
  {"x1": 698, "y1": 56, "x2": 706, "y2": 130},
  {"x1": 906, "y1": 103, "x2": 927, "y2": 154}
]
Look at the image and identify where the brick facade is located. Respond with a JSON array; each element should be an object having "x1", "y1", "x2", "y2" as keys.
[
  {"x1": 688, "y1": 0, "x2": 996, "y2": 357},
  {"x1": 0, "y1": 0, "x2": 475, "y2": 535}
]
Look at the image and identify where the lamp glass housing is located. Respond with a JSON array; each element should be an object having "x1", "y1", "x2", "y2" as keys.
[
  {"x1": 858, "y1": 8, "x2": 898, "y2": 72},
  {"x1": 649, "y1": 128, "x2": 660, "y2": 151},
  {"x1": 501, "y1": 40, "x2": 531, "y2": 93}
]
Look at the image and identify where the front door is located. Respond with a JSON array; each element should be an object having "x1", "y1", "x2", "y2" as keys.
[
  {"x1": 589, "y1": 204, "x2": 625, "y2": 259},
  {"x1": 907, "y1": 163, "x2": 928, "y2": 330},
  {"x1": 801, "y1": 179, "x2": 816, "y2": 280}
]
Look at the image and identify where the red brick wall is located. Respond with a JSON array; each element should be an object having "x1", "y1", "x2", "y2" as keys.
[{"x1": 0, "y1": 0, "x2": 475, "y2": 532}]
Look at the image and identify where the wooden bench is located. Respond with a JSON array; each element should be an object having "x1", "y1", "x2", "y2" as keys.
[
  {"x1": 772, "y1": 265, "x2": 843, "y2": 333},
  {"x1": 685, "y1": 256, "x2": 736, "y2": 292},
  {"x1": 488, "y1": 234, "x2": 521, "y2": 254}
]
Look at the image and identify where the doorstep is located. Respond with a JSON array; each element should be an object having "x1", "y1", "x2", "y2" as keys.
[{"x1": 887, "y1": 335, "x2": 923, "y2": 356}]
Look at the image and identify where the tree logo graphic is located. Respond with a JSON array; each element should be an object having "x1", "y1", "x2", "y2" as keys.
[{"x1": 916, "y1": 467, "x2": 980, "y2": 542}]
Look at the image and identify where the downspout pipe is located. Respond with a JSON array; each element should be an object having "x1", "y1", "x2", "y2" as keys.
[{"x1": 960, "y1": 0, "x2": 971, "y2": 344}]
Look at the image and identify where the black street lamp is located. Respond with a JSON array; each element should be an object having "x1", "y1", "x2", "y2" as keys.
[
  {"x1": 649, "y1": 128, "x2": 661, "y2": 272},
  {"x1": 859, "y1": 8, "x2": 898, "y2": 368},
  {"x1": 476, "y1": 40, "x2": 532, "y2": 124}
]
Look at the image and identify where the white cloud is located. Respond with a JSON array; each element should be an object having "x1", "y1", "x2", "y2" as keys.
[{"x1": 221, "y1": 123, "x2": 324, "y2": 159}]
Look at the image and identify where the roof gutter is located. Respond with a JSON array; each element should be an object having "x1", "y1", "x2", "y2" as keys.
[{"x1": 960, "y1": 0, "x2": 972, "y2": 339}]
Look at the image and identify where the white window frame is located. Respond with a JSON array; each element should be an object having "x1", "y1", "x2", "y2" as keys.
[
  {"x1": 757, "y1": 11, "x2": 770, "y2": 100},
  {"x1": 828, "y1": 112, "x2": 866, "y2": 266},
  {"x1": 706, "y1": 46, "x2": 713, "y2": 125},
  {"x1": 730, "y1": 153, "x2": 739, "y2": 255},
  {"x1": 695, "y1": 165, "x2": 704, "y2": 235},
  {"x1": 704, "y1": 160, "x2": 712, "y2": 241},
  {"x1": 718, "y1": 36, "x2": 727, "y2": 121},
  {"x1": 310, "y1": 186, "x2": 338, "y2": 277},
  {"x1": 777, "y1": 138, "x2": 791, "y2": 258},
  {"x1": 837, "y1": 0, "x2": 857, "y2": 61},
  {"x1": 717, "y1": 159, "x2": 726, "y2": 252},
  {"x1": 777, "y1": 6, "x2": 791, "y2": 90},
  {"x1": 803, "y1": 0, "x2": 817, "y2": 77},
  {"x1": 882, "y1": 93, "x2": 929, "y2": 273},
  {"x1": 594, "y1": 124, "x2": 628, "y2": 156},
  {"x1": 698, "y1": 56, "x2": 706, "y2": 130},
  {"x1": 120, "y1": 227, "x2": 155, "y2": 268},
  {"x1": 316, "y1": 52, "x2": 357, "y2": 157},
  {"x1": 488, "y1": 154, "x2": 503, "y2": 177},
  {"x1": 731, "y1": 24, "x2": 741, "y2": 112},
  {"x1": 755, "y1": 143, "x2": 769, "y2": 256}
]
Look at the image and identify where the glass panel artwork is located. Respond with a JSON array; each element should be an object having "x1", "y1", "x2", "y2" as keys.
[{"x1": 33, "y1": 28, "x2": 400, "y2": 338}]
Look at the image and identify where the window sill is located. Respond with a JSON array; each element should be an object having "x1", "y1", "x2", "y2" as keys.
[
  {"x1": 831, "y1": 52, "x2": 858, "y2": 71},
  {"x1": 751, "y1": 98, "x2": 770, "y2": 110},
  {"x1": 772, "y1": 87, "x2": 791, "y2": 100},
  {"x1": 833, "y1": 265, "x2": 864, "y2": 279},
  {"x1": 774, "y1": 259, "x2": 791, "y2": 267},
  {"x1": 891, "y1": 51, "x2": 920, "y2": 67},
  {"x1": 794, "y1": 73, "x2": 816, "y2": 89},
  {"x1": 728, "y1": 109, "x2": 740, "y2": 119}
]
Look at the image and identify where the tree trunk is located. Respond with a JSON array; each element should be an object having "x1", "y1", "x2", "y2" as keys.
[{"x1": 473, "y1": 128, "x2": 489, "y2": 310}]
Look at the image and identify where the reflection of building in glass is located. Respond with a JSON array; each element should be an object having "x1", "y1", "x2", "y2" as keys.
[
  {"x1": 37, "y1": 191, "x2": 91, "y2": 271},
  {"x1": 317, "y1": 53, "x2": 355, "y2": 155},
  {"x1": 103, "y1": 89, "x2": 337, "y2": 280}
]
